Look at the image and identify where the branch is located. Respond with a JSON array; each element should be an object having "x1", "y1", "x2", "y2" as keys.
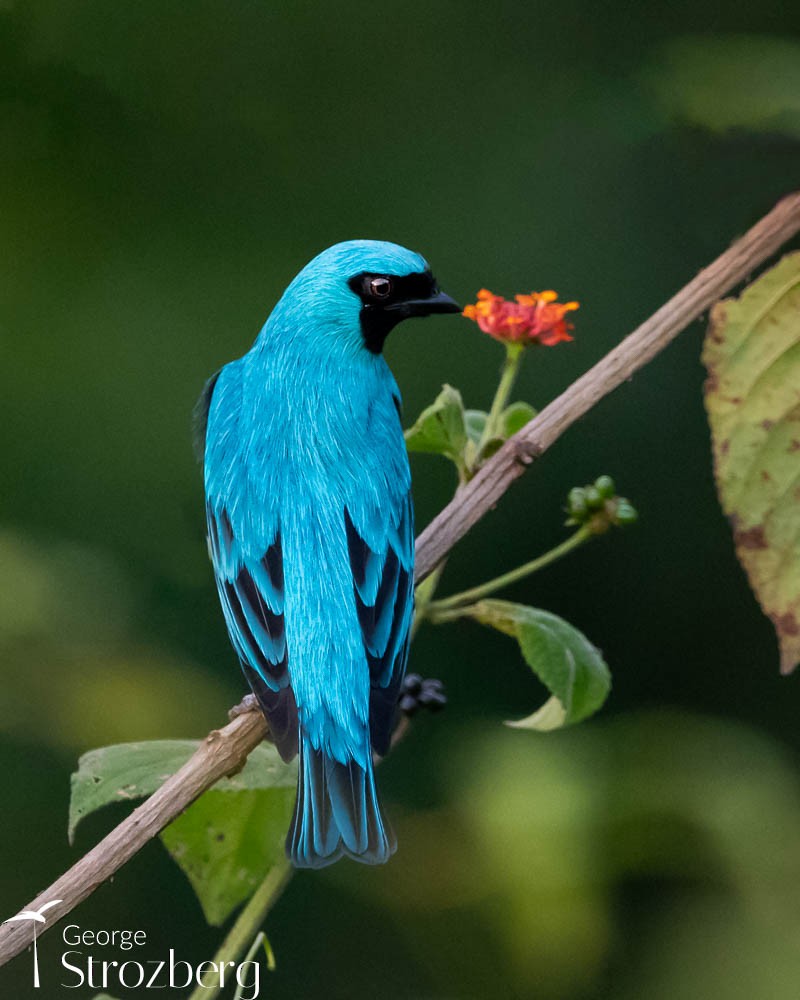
[{"x1": 1, "y1": 191, "x2": 798, "y2": 970}]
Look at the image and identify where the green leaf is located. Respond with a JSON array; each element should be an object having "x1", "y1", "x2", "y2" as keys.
[
  {"x1": 467, "y1": 600, "x2": 611, "y2": 729},
  {"x1": 703, "y1": 252, "x2": 800, "y2": 674},
  {"x1": 69, "y1": 739, "x2": 199, "y2": 843},
  {"x1": 464, "y1": 403, "x2": 537, "y2": 466},
  {"x1": 404, "y1": 384, "x2": 468, "y2": 471},
  {"x1": 465, "y1": 402, "x2": 535, "y2": 446},
  {"x1": 464, "y1": 409, "x2": 493, "y2": 466},
  {"x1": 161, "y1": 787, "x2": 294, "y2": 926},
  {"x1": 464, "y1": 408, "x2": 488, "y2": 445},
  {"x1": 507, "y1": 695, "x2": 567, "y2": 732},
  {"x1": 499, "y1": 401, "x2": 537, "y2": 438},
  {"x1": 69, "y1": 738, "x2": 298, "y2": 925}
]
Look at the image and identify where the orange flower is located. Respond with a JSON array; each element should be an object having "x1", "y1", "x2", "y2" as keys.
[{"x1": 463, "y1": 288, "x2": 579, "y2": 346}]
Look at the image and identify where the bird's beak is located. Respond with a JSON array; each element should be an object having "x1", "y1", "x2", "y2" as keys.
[
  {"x1": 423, "y1": 290, "x2": 462, "y2": 314},
  {"x1": 387, "y1": 290, "x2": 462, "y2": 318}
]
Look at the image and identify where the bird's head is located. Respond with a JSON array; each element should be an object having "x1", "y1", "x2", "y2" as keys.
[{"x1": 267, "y1": 240, "x2": 460, "y2": 356}]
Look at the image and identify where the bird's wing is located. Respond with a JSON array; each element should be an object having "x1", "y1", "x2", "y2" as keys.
[
  {"x1": 345, "y1": 491, "x2": 414, "y2": 757},
  {"x1": 207, "y1": 504, "x2": 298, "y2": 761},
  {"x1": 200, "y1": 365, "x2": 298, "y2": 760}
]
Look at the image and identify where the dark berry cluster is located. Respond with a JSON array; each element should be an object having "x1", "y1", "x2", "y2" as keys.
[{"x1": 399, "y1": 674, "x2": 447, "y2": 716}]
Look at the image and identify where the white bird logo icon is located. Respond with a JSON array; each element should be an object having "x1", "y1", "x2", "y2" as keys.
[{"x1": 3, "y1": 899, "x2": 62, "y2": 988}]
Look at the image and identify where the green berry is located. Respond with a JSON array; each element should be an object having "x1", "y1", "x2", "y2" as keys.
[
  {"x1": 567, "y1": 487, "x2": 588, "y2": 518},
  {"x1": 595, "y1": 475, "x2": 615, "y2": 499},
  {"x1": 585, "y1": 485, "x2": 603, "y2": 510},
  {"x1": 614, "y1": 499, "x2": 638, "y2": 525}
]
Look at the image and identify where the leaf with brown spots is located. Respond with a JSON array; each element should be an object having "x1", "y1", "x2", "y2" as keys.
[{"x1": 703, "y1": 252, "x2": 800, "y2": 673}]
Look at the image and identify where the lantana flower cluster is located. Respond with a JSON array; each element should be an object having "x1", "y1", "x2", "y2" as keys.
[{"x1": 463, "y1": 289, "x2": 579, "y2": 346}]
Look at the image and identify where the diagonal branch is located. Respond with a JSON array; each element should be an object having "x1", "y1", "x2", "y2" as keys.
[{"x1": 1, "y1": 191, "x2": 799, "y2": 970}]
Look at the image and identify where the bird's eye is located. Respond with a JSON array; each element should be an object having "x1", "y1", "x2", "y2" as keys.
[{"x1": 368, "y1": 276, "x2": 392, "y2": 299}]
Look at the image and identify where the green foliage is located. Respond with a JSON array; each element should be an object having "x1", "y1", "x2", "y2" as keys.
[
  {"x1": 162, "y1": 788, "x2": 293, "y2": 926},
  {"x1": 465, "y1": 403, "x2": 538, "y2": 446},
  {"x1": 70, "y1": 740, "x2": 198, "y2": 843},
  {"x1": 404, "y1": 384, "x2": 468, "y2": 474},
  {"x1": 465, "y1": 402, "x2": 537, "y2": 464},
  {"x1": 500, "y1": 401, "x2": 537, "y2": 437},
  {"x1": 642, "y1": 35, "x2": 800, "y2": 138},
  {"x1": 342, "y1": 711, "x2": 800, "y2": 999},
  {"x1": 463, "y1": 408, "x2": 488, "y2": 446},
  {"x1": 465, "y1": 600, "x2": 611, "y2": 730},
  {"x1": 703, "y1": 252, "x2": 800, "y2": 674},
  {"x1": 406, "y1": 386, "x2": 536, "y2": 478},
  {"x1": 0, "y1": 534, "x2": 229, "y2": 752},
  {"x1": 70, "y1": 739, "x2": 297, "y2": 925},
  {"x1": 455, "y1": 713, "x2": 800, "y2": 998}
]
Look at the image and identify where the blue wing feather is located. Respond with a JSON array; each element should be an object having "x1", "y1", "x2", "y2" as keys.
[
  {"x1": 345, "y1": 493, "x2": 414, "y2": 757},
  {"x1": 208, "y1": 504, "x2": 298, "y2": 759},
  {"x1": 202, "y1": 363, "x2": 297, "y2": 761}
]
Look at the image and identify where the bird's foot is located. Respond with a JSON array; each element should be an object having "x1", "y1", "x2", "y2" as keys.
[{"x1": 228, "y1": 693, "x2": 260, "y2": 720}]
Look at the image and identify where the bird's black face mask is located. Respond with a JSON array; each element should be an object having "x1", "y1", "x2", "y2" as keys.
[{"x1": 348, "y1": 270, "x2": 461, "y2": 354}]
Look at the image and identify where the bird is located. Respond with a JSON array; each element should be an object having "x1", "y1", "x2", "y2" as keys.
[{"x1": 196, "y1": 240, "x2": 459, "y2": 868}]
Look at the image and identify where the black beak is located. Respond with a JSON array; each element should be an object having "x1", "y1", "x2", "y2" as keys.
[{"x1": 386, "y1": 289, "x2": 461, "y2": 318}]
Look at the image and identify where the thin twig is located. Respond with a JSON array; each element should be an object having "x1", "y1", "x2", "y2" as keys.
[
  {"x1": 428, "y1": 524, "x2": 592, "y2": 614},
  {"x1": 1, "y1": 191, "x2": 798, "y2": 971},
  {"x1": 188, "y1": 861, "x2": 290, "y2": 1000}
]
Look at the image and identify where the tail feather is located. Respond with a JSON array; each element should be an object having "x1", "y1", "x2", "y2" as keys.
[{"x1": 287, "y1": 735, "x2": 396, "y2": 869}]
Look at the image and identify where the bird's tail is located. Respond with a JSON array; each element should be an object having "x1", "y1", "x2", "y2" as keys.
[{"x1": 287, "y1": 733, "x2": 396, "y2": 869}]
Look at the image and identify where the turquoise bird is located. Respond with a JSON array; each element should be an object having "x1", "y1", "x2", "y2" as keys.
[{"x1": 196, "y1": 241, "x2": 459, "y2": 868}]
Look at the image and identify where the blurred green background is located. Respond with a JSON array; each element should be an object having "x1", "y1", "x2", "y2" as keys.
[{"x1": 2, "y1": 1, "x2": 800, "y2": 997}]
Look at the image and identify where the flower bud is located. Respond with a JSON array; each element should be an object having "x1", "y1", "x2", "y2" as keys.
[
  {"x1": 584, "y1": 486, "x2": 603, "y2": 510},
  {"x1": 614, "y1": 499, "x2": 638, "y2": 525},
  {"x1": 567, "y1": 487, "x2": 588, "y2": 517},
  {"x1": 594, "y1": 475, "x2": 615, "y2": 499}
]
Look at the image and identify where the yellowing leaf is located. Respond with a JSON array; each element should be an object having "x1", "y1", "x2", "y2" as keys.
[{"x1": 703, "y1": 252, "x2": 800, "y2": 674}]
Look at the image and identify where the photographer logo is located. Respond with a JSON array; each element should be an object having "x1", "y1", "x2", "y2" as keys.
[
  {"x1": 3, "y1": 899, "x2": 63, "y2": 988},
  {"x1": 2, "y1": 911, "x2": 262, "y2": 997}
]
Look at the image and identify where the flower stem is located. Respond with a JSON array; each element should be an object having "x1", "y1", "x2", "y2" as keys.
[
  {"x1": 477, "y1": 342, "x2": 524, "y2": 460},
  {"x1": 233, "y1": 931, "x2": 274, "y2": 1000},
  {"x1": 428, "y1": 525, "x2": 593, "y2": 617},
  {"x1": 187, "y1": 860, "x2": 291, "y2": 1000},
  {"x1": 411, "y1": 560, "x2": 447, "y2": 638}
]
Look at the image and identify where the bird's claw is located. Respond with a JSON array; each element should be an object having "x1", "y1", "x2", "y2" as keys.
[{"x1": 228, "y1": 693, "x2": 260, "y2": 720}]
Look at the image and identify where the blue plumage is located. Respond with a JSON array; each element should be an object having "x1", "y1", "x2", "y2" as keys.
[{"x1": 198, "y1": 240, "x2": 459, "y2": 867}]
